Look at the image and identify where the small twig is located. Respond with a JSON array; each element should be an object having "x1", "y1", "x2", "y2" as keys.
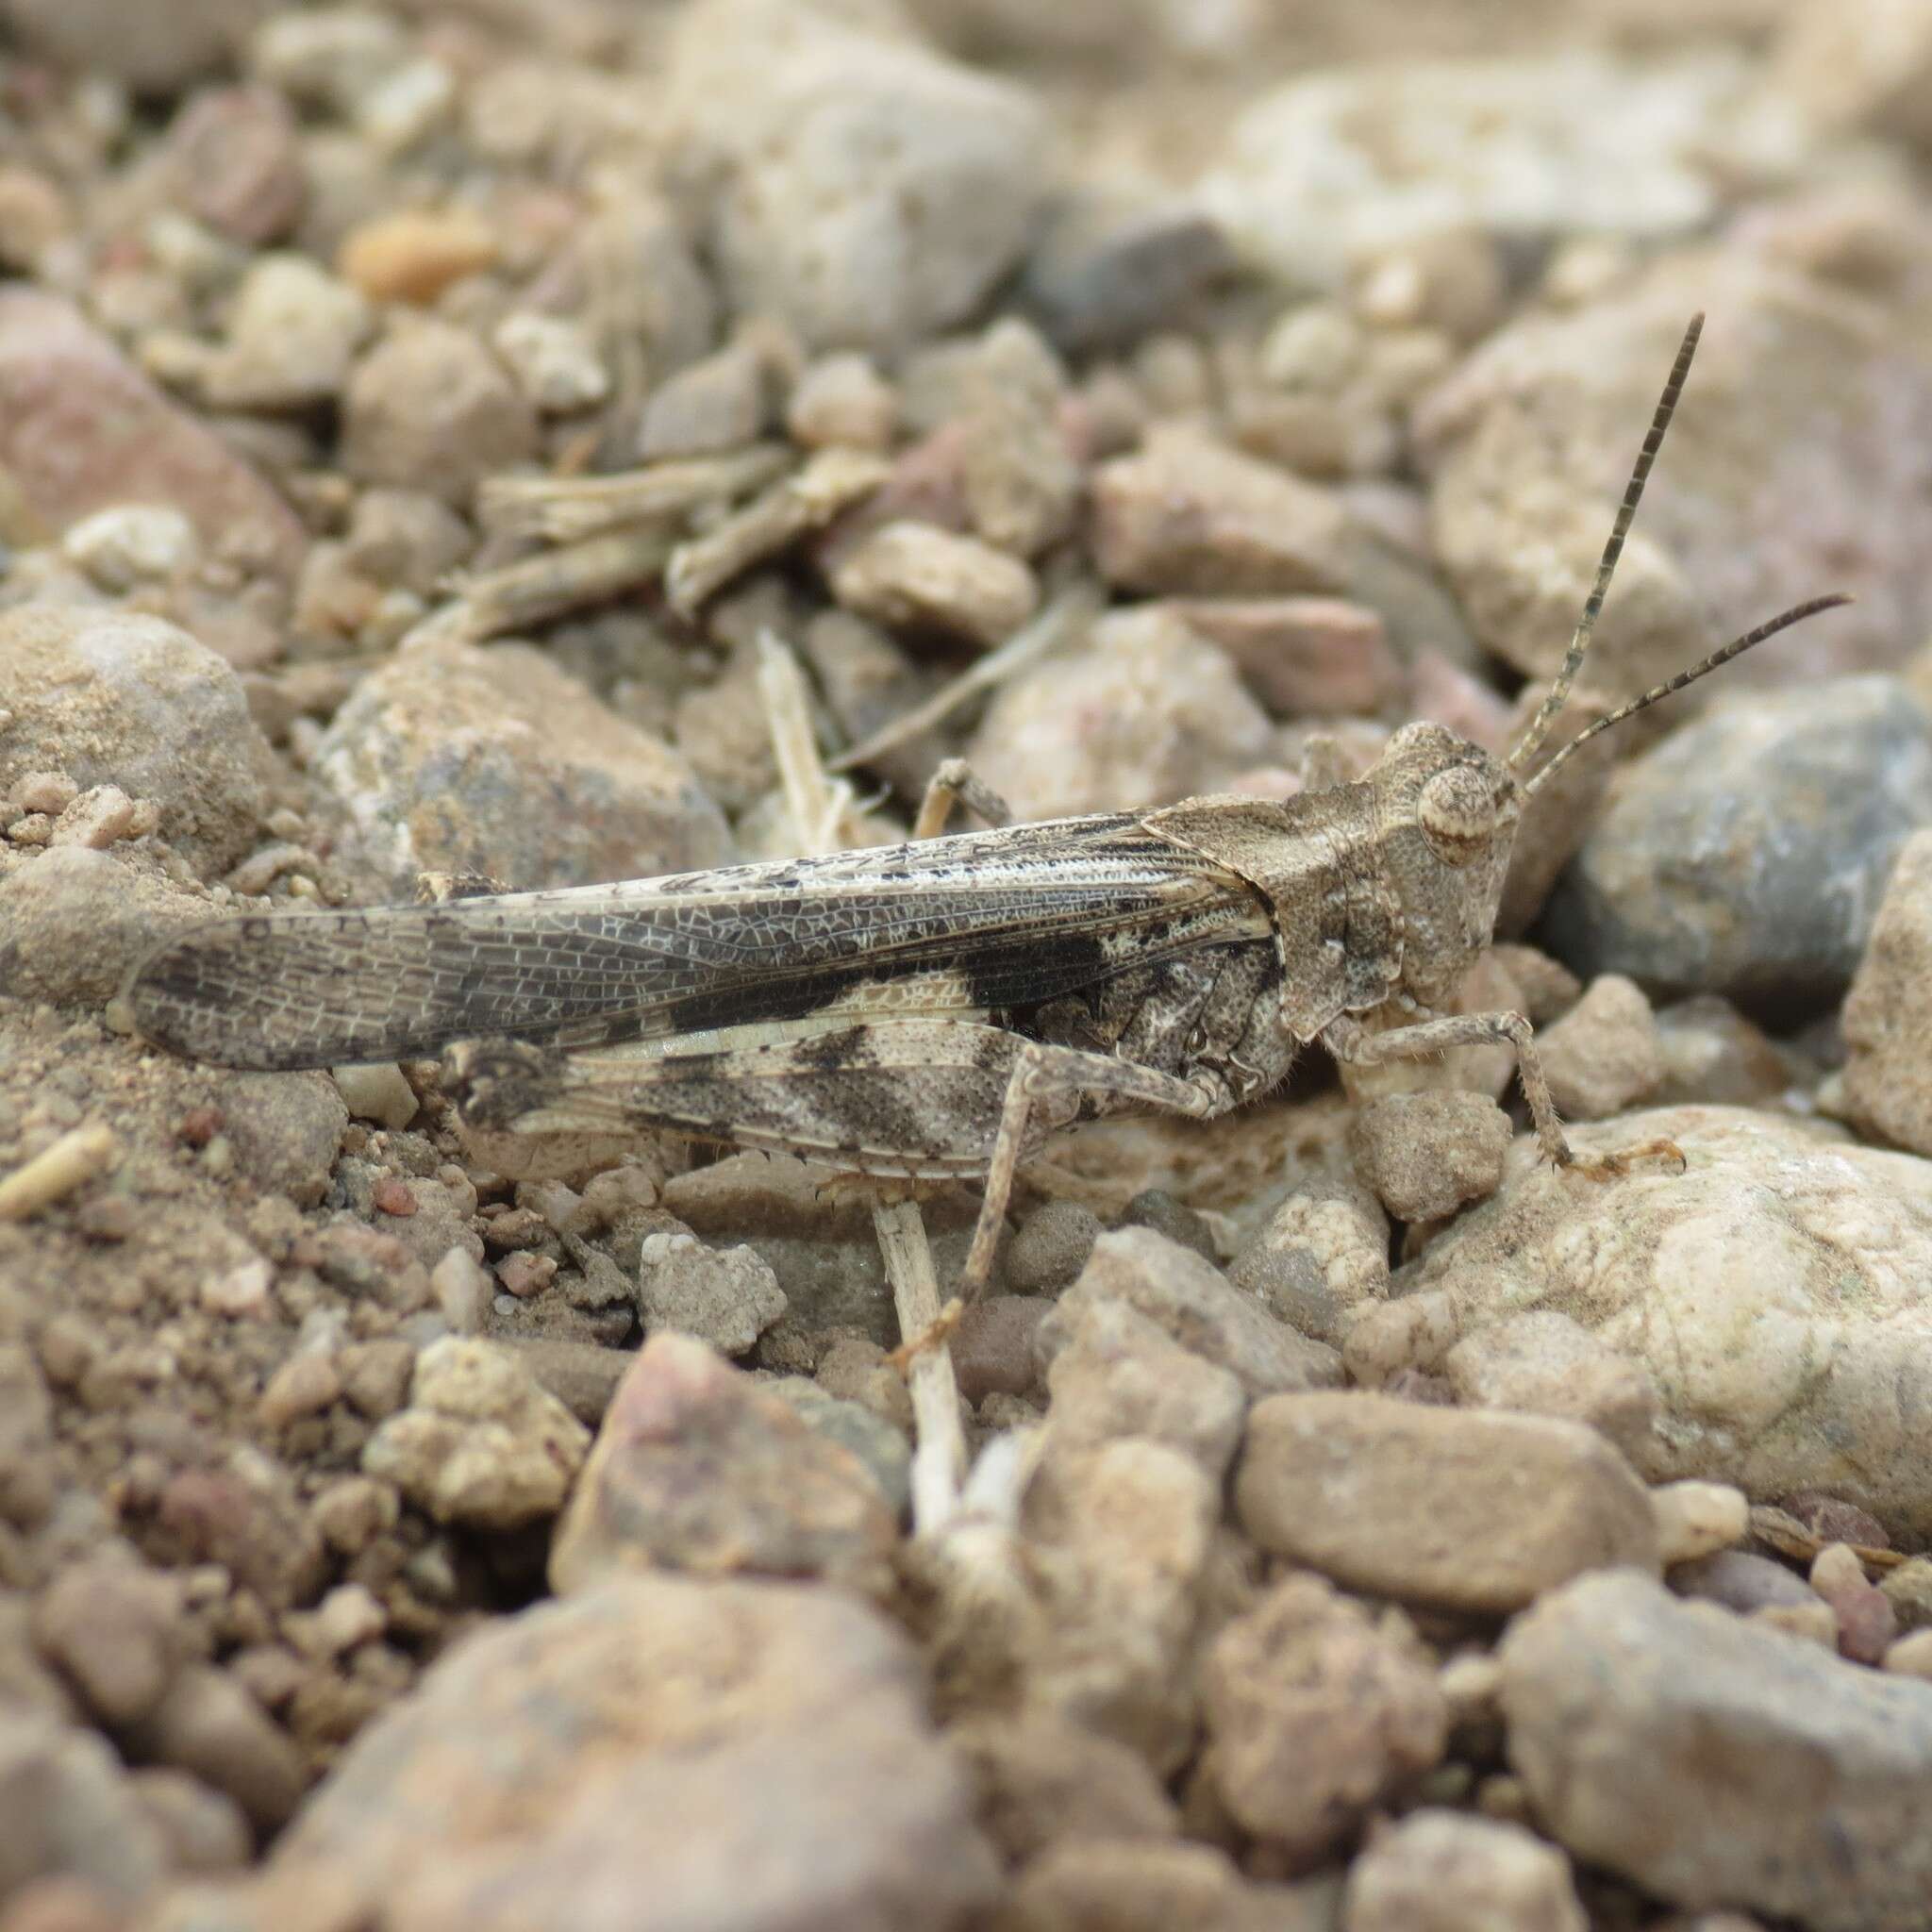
[
  {"x1": 404, "y1": 525, "x2": 676, "y2": 647},
  {"x1": 757, "y1": 630, "x2": 865, "y2": 856},
  {"x1": 757, "y1": 629, "x2": 969, "y2": 1535},
  {"x1": 476, "y1": 443, "x2": 792, "y2": 543},
  {"x1": 871, "y1": 1196, "x2": 970, "y2": 1536},
  {"x1": 668, "y1": 448, "x2": 887, "y2": 619},
  {"x1": 0, "y1": 1124, "x2": 116, "y2": 1221},
  {"x1": 830, "y1": 578, "x2": 1105, "y2": 773}
]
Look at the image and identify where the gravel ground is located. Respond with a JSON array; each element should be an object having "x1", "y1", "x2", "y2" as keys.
[{"x1": 3, "y1": 1, "x2": 1932, "y2": 1929}]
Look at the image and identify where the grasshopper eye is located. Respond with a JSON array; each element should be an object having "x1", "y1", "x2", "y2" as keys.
[{"x1": 1418, "y1": 765, "x2": 1496, "y2": 867}]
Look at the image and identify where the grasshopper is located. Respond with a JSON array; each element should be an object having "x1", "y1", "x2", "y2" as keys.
[{"x1": 127, "y1": 314, "x2": 1846, "y2": 1296}]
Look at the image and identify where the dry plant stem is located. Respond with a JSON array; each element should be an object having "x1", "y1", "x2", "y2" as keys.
[
  {"x1": 872, "y1": 1194, "x2": 971, "y2": 1536},
  {"x1": 830, "y1": 578, "x2": 1105, "y2": 773},
  {"x1": 757, "y1": 630, "x2": 866, "y2": 854},
  {"x1": 476, "y1": 443, "x2": 791, "y2": 543},
  {"x1": 0, "y1": 1123, "x2": 116, "y2": 1221},
  {"x1": 404, "y1": 526, "x2": 676, "y2": 646},
  {"x1": 667, "y1": 447, "x2": 888, "y2": 617},
  {"x1": 756, "y1": 629, "x2": 969, "y2": 1534}
]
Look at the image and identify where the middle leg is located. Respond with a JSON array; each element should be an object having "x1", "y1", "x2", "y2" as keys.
[{"x1": 1321, "y1": 1009, "x2": 1683, "y2": 1176}]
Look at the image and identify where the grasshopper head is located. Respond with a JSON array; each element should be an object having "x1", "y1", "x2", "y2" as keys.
[
  {"x1": 1373, "y1": 723, "x2": 1524, "y2": 1008},
  {"x1": 1378, "y1": 315, "x2": 1852, "y2": 1014}
]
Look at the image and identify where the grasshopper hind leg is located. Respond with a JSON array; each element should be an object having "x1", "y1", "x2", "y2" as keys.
[
  {"x1": 442, "y1": 1026, "x2": 1228, "y2": 1295},
  {"x1": 958, "y1": 1044, "x2": 1224, "y2": 1298}
]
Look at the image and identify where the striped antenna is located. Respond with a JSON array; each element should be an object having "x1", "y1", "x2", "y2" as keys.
[
  {"x1": 1523, "y1": 593, "x2": 1853, "y2": 797},
  {"x1": 1507, "y1": 313, "x2": 1706, "y2": 773}
]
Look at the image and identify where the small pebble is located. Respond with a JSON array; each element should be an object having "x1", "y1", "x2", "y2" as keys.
[
  {"x1": 1536, "y1": 974, "x2": 1665, "y2": 1122},
  {"x1": 1651, "y1": 1481, "x2": 1750, "y2": 1565},
  {"x1": 1004, "y1": 1200, "x2": 1102, "y2": 1295},
  {"x1": 48, "y1": 786, "x2": 142, "y2": 851},
  {"x1": 826, "y1": 519, "x2": 1039, "y2": 650},
  {"x1": 492, "y1": 311, "x2": 609, "y2": 414},
  {"x1": 1349, "y1": 1091, "x2": 1512, "y2": 1224},
  {"x1": 638, "y1": 341, "x2": 767, "y2": 460},
  {"x1": 431, "y1": 1248, "x2": 492, "y2": 1334},
  {"x1": 786, "y1": 351, "x2": 898, "y2": 450},
  {"x1": 330, "y1": 1063, "x2": 419, "y2": 1131},
  {"x1": 338, "y1": 209, "x2": 498, "y2": 306},
  {"x1": 14, "y1": 771, "x2": 79, "y2": 816},
  {"x1": 1750, "y1": 1601, "x2": 1841, "y2": 1649},
  {"x1": 257, "y1": 1350, "x2": 341, "y2": 1428},
  {"x1": 496, "y1": 1253, "x2": 558, "y2": 1299},
  {"x1": 1883, "y1": 1629, "x2": 1932, "y2": 1678},
  {"x1": 371, "y1": 1176, "x2": 417, "y2": 1218},
  {"x1": 202, "y1": 1258, "x2": 272, "y2": 1320},
  {"x1": 62, "y1": 506, "x2": 197, "y2": 591}
]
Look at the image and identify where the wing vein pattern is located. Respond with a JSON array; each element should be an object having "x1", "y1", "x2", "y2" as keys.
[{"x1": 127, "y1": 815, "x2": 1271, "y2": 1070}]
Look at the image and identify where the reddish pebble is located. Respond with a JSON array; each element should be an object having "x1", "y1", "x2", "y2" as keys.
[
  {"x1": 176, "y1": 1106, "x2": 224, "y2": 1148},
  {"x1": 372, "y1": 1176, "x2": 417, "y2": 1218},
  {"x1": 1836, "y1": 1585, "x2": 1899, "y2": 1666},
  {"x1": 496, "y1": 1252, "x2": 558, "y2": 1299}
]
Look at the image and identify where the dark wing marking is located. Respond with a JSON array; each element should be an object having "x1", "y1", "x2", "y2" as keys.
[{"x1": 125, "y1": 814, "x2": 1272, "y2": 1070}]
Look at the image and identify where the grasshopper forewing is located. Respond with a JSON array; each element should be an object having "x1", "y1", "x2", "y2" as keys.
[{"x1": 126, "y1": 315, "x2": 1851, "y2": 1295}]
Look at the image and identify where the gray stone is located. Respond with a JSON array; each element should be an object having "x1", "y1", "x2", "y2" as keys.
[
  {"x1": 635, "y1": 1231, "x2": 787, "y2": 1357},
  {"x1": 1235, "y1": 1391, "x2": 1659, "y2": 1612},
  {"x1": 1229, "y1": 1173, "x2": 1391, "y2": 1348},
  {"x1": 120, "y1": 1663, "x2": 305, "y2": 1836},
  {"x1": 1669, "y1": 1547, "x2": 1817, "y2": 1616},
  {"x1": 361, "y1": 1338, "x2": 590, "y2": 1532},
  {"x1": 0, "y1": 606, "x2": 267, "y2": 874},
  {"x1": 203, "y1": 255, "x2": 372, "y2": 409},
  {"x1": 1021, "y1": 188, "x2": 1237, "y2": 356},
  {"x1": 312, "y1": 640, "x2": 729, "y2": 896},
  {"x1": 982, "y1": 1440, "x2": 1220, "y2": 1774},
  {"x1": 0, "y1": 847, "x2": 201, "y2": 1006},
  {"x1": 764, "y1": 1376, "x2": 912, "y2": 1520},
  {"x1": 1003, "y1": 1201, "x2": 1102, "y2": 1295},
  {"x1": 1041, "y1": 1226, "x2": 1341, "y2": 1401},
  {"x1": 1542, "y1": 679, "x2": 1932, "y2": 1011},
  {"x1": 966, "y1": 606, "x2": 1273, "y2": 821},
  {"x1": 1536, "y1": 974, "x2": 1664, "y2": 1122},
  {"x1": 1202, "y1": 1574, "x2": 1445, "y2": 1864},
  {"x1": 0, "y1": 288, "x2": 305, "y2": 604},
  {"x1": 1042, "y1": 1297, "x2": 1247, "y2": 1480},
  {"x1": 0, "y1": 1710, "x2": 166, "y2": 1901},
  {"x1": 1342, "y1": 1809, "x2": 1587, "y2": 1932},
  {"x1": 1843, "y1": 827, "x2": 1932, "y2": 1154},
  {"x1": 341, "y1": 321, "x2": 538, "y2": 504},
  {"x1": 947, "y1": 1712, "x2": 1179, "y2": 1866},
  {"x1": 1203, "y1": 55, "x2": 1794, "y2": 291},
  {"x1": 1502, "y1": 1569, "x2": 1932, "y2": 1931},
  {"x1": 1091, "y1": 430, "x2": 1352, "y2": 598},
  {"x1": 549, "y1": 1334, "x2": 896, "y2": 1598},
  {"x1": 1349, "y1": 1091, "x2": 1513, "y2": 1223},
  {"x1": 666, "y1": 0, "x2": 1049, "y2": 355},
  {"x1": 1654, "y1": 993, "x2": 1797, "y2": 1108},
  {"x1": 1443, "y1": 1310, "x2": 1659, "y2": 1462},
  {"x1": 1408, "y1": 1105, "x2": 1932, "y2": 1541},
  {"x1": 998, "y1": 1839, "x2": 1287, "y2": 1932},
  {"x1": 1419, "y1": 262, "x2": 1932, "y2": 699},
  {"x1": 637, "y1": 341, "x2": 768, "y2": 461},
  {"x1": 251, "y1": 1576, "x2": 999, "y2": 1932},
  {"x1": 31, "y1": 1560, "x2": 185, "y2": 1729}
]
